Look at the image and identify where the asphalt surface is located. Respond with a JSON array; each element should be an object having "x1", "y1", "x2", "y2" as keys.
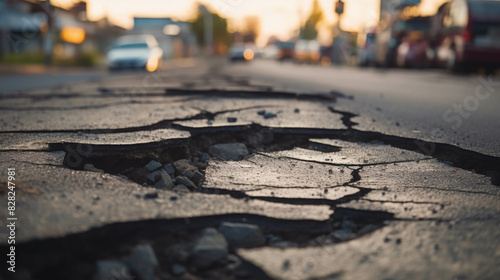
[
  {"x1": 0, "y1": 59, "x2": 499, "y2": 280},
  {"x1": 226, "y1": 60, "x2": 500, "y2": 156}
]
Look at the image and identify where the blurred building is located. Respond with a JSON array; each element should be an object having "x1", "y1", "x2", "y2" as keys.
[
  {"x1": 0, "y1": 0, "x2": 125, "y2": 59},
  {"x1": 129, "y1": 17, "x2": 198, "y2": 60},
  {"x1": 0, "y1": 0, "x2": 46, "y2": 56}
]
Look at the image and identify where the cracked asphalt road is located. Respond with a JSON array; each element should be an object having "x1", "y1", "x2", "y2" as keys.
[{"x1": 0, "y1": 59, "x2": 499, "y2": 280}]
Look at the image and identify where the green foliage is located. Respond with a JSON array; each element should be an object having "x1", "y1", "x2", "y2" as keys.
[
  {"x1": 191, "y1": 5, "x2": 231, "y2": 48},
  {"x1": 73, "y1": 51, "x2": 101, "y2": 67},
  {"x1": 301, "y1": 0, "x2": 324, "y2": 40},
  {"x1": 0, "y1": 52, "x2": 45, "y2": 64}
]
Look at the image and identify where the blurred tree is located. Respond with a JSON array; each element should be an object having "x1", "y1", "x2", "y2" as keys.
[
  {"x1": 191, "y1": 5, "x2": 231, "y2": 51},
  {"x1": 242, "y1": 16, "x2": 260, "y2": 43},
  {"x1": 301, "y1": 0, "x2": 324, "y2": 40}
]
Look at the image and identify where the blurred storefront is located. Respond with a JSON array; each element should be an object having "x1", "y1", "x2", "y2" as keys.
[{"x1": 0, "y1": 0, "x2": 125, "y2": 64}]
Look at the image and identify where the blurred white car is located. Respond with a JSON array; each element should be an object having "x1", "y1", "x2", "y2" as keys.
[
  {"x1": 229, "y1": 44, "x2": 254, "y2": 62},
  {"x1": 263, "y1": 45, "x2": 279, "y2": 59},
  {"x1": 107, "y1": 35, "x2": 163, "y2": 72},
  {"x1": 294, "y1": 40, "x2": 321, "y2": 63}
]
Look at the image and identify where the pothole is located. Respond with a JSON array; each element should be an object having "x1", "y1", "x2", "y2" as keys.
[
  {"x1": 14, "y1": 214, "x2": 388, "y2": 280},
  {"x1": 36, "y1": 126, "x2": 396, "y2": 279}
]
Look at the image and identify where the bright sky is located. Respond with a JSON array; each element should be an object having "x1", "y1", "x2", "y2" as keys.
[{"x1": 53, "y1": 0, "x2": 448, "y2": 45}]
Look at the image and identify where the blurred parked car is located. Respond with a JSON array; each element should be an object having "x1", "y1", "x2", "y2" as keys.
[
  {"x1": 428, "y1": 0, "x2": 500, "y2": 72},
  {"x1": 395, "y1": 17, "x2": 432, "y2": 68},
  {"x1": 276, "y1": 41, "x2": 295, "y2": 61},
  {"x1": 376, "y1": 17, "x2": 430, "y2": 68},
  {"x1": 107, "y1": 35, "x2": 163, "y2": 72},
  {"x1": 263, "y1": 44, "x2": 280, "y2": 59},
  {"x1": 376, "y1": 17, "x2": 400, "y2": 67},
  {"x1": 229, "y1": 44, "x2": 254, "y2": 62},
  {"x1": 358, "y1": 31, "x2": 378, "y2": 67},
  {"x1": 294, "y1": 40, "x2": 321, "y2": 64}
]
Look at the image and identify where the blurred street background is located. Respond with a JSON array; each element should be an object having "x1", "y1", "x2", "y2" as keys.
[{"x1": 1, "y1": 0, "x2": 499, "y2": 94}]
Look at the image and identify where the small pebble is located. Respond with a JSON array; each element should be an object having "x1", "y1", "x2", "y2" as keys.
[
  {"x1": 163, "y1": 163, "x2": 175, "y2": 176},
  {"x1": 144, "y1": 160, "x2": 162, "y2": 172},
  {"x1": 263, "y1": 112, "x2": 277, "y2": 119},
  {"x1": 144, "y1": 191, "x2": 158, "y2": 199}
]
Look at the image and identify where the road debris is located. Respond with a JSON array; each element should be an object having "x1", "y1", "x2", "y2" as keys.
[{"x1": 209, "y1": 143, "x2": 249, "y2": 161}]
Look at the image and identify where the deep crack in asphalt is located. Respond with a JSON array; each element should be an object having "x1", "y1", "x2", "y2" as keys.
[{"x1": 1, "y1": 70, "x2": 499, "y2": 280}]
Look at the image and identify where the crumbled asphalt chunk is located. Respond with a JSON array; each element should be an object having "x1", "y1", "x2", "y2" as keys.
[
  {"x1": 227, "y1": 117, "x2": 237, "y2": 123},
  {"x1": 94, "y1": 260, "x2": 130, "y2": 280},
  {"x1": 144, "y1": 160, "x2": 162, "y2": 172},
  {"x1": 123, "y1": 244, "x2": 158, "y2": 280},
  {"x1": 154, "y1": 170, "x2": 174, "y2": 189},
  {"x1": 190, "y1": 170, "x2": 205, "y2": 187},
  {"x1": 162, "y1": 163, "x2": 175, "y2": 176},
  {"x1": 330, "y1": 229, "x2": 355, "y2": 241},
  {"x1": 219, "y1": 222, "x2": 266, "y2": 248},
  {"x1": 171, "y1": 264, "x2": 186, "y2": 276},
  {"x1": 173, "y1": 184, "x2": 190, "y2": 193},
  {"x1": 263, "y1": 112, "x2": 277, "y2": 119},
  {"x1": 143, "y1": 191, "x2": 158, "y2": 199},
  {"x1": 190, "y1": 228, "x2": 228, "y2": 269},
  {"x1": 200, "y1": 152, "x2": 211, "y2": 163},
  {"x1": 173, "y1": 159, "x2": 198, "y2": 177},
  {"x1": 175, "y1": 176, "x2": 197, "y2": 190},
  {"x1": 146, "y1": 171, "x2": 161, "y2": 184},
  {"x1": 146, "y1": 169, "x2": 173, "y2": 185},
  {"x1": 209, "y1": 143, "x2": 249, "y2": 161},
  {"x1": 294, "y1": 108, "x2": 300, "y2": 113},
  {"x1": 83, "y1": 164, "x2": 103, "y2": 173},
  {"x1": 341, "y1": 220, "x2": 357, "y2": 231}
]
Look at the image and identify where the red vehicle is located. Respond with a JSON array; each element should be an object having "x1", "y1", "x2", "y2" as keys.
[{"x1": 428, "y1": 0, "x2": 500, "y2": 72}]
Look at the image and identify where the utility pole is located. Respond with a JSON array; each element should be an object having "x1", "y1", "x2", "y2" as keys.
[
  {"x1": 43, "y1": 0, "x2": 54, "y2": 66},
  {"x1": 332, "y1": 0, "x2": 345, "y2": 64},
  {"x1": 199, "y1": 5, "x2": 213, "y2": 56}
]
